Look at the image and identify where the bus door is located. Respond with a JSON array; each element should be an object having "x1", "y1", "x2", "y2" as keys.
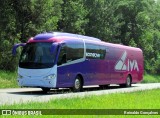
[{"x1": 57, "y1": 44, "x2": 70, "y2": 87}]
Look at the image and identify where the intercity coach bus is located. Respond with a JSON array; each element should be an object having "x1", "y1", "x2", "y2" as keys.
[{"x1": 12, "y1": 32, "x2": 144, "y2": 92}]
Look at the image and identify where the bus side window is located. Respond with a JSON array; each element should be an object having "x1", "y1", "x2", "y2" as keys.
[
  {"x1": 86, "y1": 44, "x2": 106, "y2": 60},
  {"x1": 57, "y1": 46, "x2": 67, "y2": 66},
  {"x1": 86, "y1": 44, "x2": 98, "y2": 59},
  {"x1": 67, "y1": 43, "x2": 83, "y2": 62},
  {"x1": 58, "y1": 42, "x2": 84, "y2": 66},
  {"x1": 99, "y1": 46, "x2": 106, "y2": 59}
]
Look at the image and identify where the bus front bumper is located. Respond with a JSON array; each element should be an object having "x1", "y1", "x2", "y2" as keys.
[{"x1": 17, "y1": 75, "x2": 57, "y2": 88}]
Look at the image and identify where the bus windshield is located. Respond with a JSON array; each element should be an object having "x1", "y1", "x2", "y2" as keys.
[{"x1": 19, "y1": 42, "x2": 56, "y2": 69}]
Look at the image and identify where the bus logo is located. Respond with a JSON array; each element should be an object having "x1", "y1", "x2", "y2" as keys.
[
  {"x1": 86, "y1": 52, "x2": 100, "y2": 58},
  {"x1": 115, "y1": 51, "x2": 139, "y2": 72}
]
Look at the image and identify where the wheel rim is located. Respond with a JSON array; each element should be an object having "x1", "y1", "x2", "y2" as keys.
[
  {"x1": 127, "y1": 77, "x2": 131, "y2": 86},
  {"x1": 75, "y1": 78, "x2": 80, "y2": 89}
]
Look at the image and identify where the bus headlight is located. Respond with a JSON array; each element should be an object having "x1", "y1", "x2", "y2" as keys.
[
  {"x1": 18, "y1": 74, "x2": 23, "y2": 79},
  {"x1": 44, "y1": 74, "x2": 56, "y2": 80}
]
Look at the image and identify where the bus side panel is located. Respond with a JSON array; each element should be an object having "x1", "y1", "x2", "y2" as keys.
[
  {"x1": 81, "y1": 59, "x2": 109, "y2": 86},
  {"x1": 107, "y1": 47, "x2": 127, "y2": 84},
  {"x1": 56, "y1": 44, "x2": 144, "y2": 88},
  {"x1": 57, "y1": 61, "x2": 88, "y2": 88},
  {"x1": 56, "y1": 59, "x2": 109, "y2": 87},
  {"x1": 138, "y1": 51, "x2": 144, "y2": 82},
  {"x1": 129, "y1": 50, "x2": 144, "y2": 83},
  {"x1": 106, "y1": 47, "x2": 143, "y2": 84}
]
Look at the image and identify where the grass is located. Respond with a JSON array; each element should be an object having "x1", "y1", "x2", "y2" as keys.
[
  {"x1": 0, "y1": 70, "x2": 18, "y2": 88},
  {"x1": 0, "y1": 89, "x2": 160, "y2": 118},
  {"x1": 1, "y1": 89, "x2": 160, "y2": 109},
  {"x1": 143, "y1": 74, "x2": 160, "y2": 83}
]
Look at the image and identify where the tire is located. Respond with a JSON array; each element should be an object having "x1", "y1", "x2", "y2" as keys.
[
  {"x1": 126, "y1": 76, "x2": 132, "y2": 87},
  {"x1": 72, "y1": 76, "x2": 83, "y2": 92},
  {"x1": 41, "y1": 88, "x2": 50, "y2": 93},
  {"x1": 120, "y1": 75, "x2": 131, "y2": 87}
]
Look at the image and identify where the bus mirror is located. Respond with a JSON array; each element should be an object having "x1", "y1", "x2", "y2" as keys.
[
  {"x1": 50, "y1": 43, "x2": 59, "y2": 54},
  {"x1": 60, "y1": 43, "x2": 65, "y2": 47},
  {"x1": 12, "y1": 43, "x2": 26, "y2": 56}
]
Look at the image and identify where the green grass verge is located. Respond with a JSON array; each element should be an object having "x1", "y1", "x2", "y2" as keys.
[
  {"x1": 0, "y1": 70, "x2": 18, "y2": 88},
  {"x1": 0, "y1": 89, "x2": 160, "y2": 117},
  {"x1": 0, "y1": 70, "x2": 160, "y2": 88},
  {"x1": 1, "y1": 89, "x2": 160, "y2": 109},
  {"x1": 143, "y1": 74, "x2": 160, "y2": 83}
]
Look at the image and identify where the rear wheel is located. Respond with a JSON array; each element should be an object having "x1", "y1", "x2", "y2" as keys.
[
  {"x1": 72, "y1": 76, "x2": 83, "y2": 92},
  {"x1": 120, "y1": 76, "x2": 132, "y2": 87},
  {"x1": 41, "y1": 88, "x2": 50, "y2": 93},
  {"x1": 126, "y1": 76, "x2": 132, "y2": 87}
]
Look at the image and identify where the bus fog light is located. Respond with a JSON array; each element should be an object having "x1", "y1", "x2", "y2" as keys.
[{"x1": 44, "y1": 74, "x2": 56, "y2": 80}]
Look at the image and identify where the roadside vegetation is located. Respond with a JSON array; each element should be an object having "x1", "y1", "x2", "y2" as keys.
[
  {"x1": 143, "y1": 73, "x2": 160, "y2": 83},
  {"x1": 0, "y1": 89, "x2": 159, "y2": 118},
  {"x1": 0, "y1": 70, "x2": 18, "y2": 88},
  {"x1": 1, "y1": 89, "x2": 159, "y2": 109}
]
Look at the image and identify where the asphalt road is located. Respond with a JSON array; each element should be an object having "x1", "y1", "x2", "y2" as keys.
[{"x1": 0, "y1": 83, "x2": 160, "y2": 106}]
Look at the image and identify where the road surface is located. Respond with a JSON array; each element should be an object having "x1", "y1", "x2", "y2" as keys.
[{"x1": 0, "y1": 83, "x2": 160, "y2": 106}]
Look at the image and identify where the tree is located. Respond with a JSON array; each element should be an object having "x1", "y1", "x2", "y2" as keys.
[
  {"x1": 0, "y1": 0, "x2": 62, "y2": 71},
  {"x1": 58, "y1": 0, "x2": 88, "y2": 34},
  {"x1": 117, "y1": 0, "x2": 160, "y2": 73},
  {"x1": 0, "y1": 0, "x2": 160, "y2": 74},
  {"x1": 84, "y1": 0, "x2": 122, "y2": 42}
]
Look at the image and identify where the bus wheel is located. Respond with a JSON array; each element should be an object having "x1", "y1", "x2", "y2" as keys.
[
  {"x1": 41, "y1": 88, "x2": 50, "y2": 93},
  {"x1": 126, "y1": 75, "x2": 132, "y2": 87},
  {"x1": 120, "y1": 76, "x2": 131, "y2": 87},
  {"x1": 72, "y1": 76, "x2": 83, "y2": 92}
]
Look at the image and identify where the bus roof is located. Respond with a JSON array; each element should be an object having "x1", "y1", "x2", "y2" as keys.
[
  {"x1": 27, "y1": 32, "x2": 141, "y2": 52},
  {"x1": 28, "y1": 32, "x2": 101, "y2": 43}
]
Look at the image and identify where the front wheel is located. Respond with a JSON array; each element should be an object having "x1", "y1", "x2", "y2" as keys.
[
  {"x1": 72, "y1": 76, "x2": 83, "y2": 92},
  {"x1": 41, "y1": 88, "x2": 50, "y2": 93}
]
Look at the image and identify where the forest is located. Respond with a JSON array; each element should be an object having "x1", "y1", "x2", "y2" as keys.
[{"x1": 0, "y1": 0, "x2": 160, "y2": 74}]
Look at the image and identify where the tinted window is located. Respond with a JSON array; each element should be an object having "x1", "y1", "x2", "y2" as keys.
[
  {"x1": 58, "y1": 42, "x2": 84, "y2": 66},
  {"x1": 57, "y1": 45, "x2": 67, "y2": 65},
  {"x1": 99, "y1": 46, "x2": 106, "y2": 59},
  {"x1": 86, "y1": 43, "x2": 106, "y2": 59},
  {"x1": 67, "y1": 43, "x2": 84, "y2": 61},
  {"x1": 19, "y1": 42, "x2": 56, "y2": 69}
]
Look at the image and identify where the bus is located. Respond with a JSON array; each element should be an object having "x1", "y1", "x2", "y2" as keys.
[{"x1": 12, "y1": 32, "x2": 144, "y2": 92}]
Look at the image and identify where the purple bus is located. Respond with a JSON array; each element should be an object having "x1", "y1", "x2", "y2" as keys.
[{"x1": 12, "y1": 32, "x2": 144, "y2": 92}]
